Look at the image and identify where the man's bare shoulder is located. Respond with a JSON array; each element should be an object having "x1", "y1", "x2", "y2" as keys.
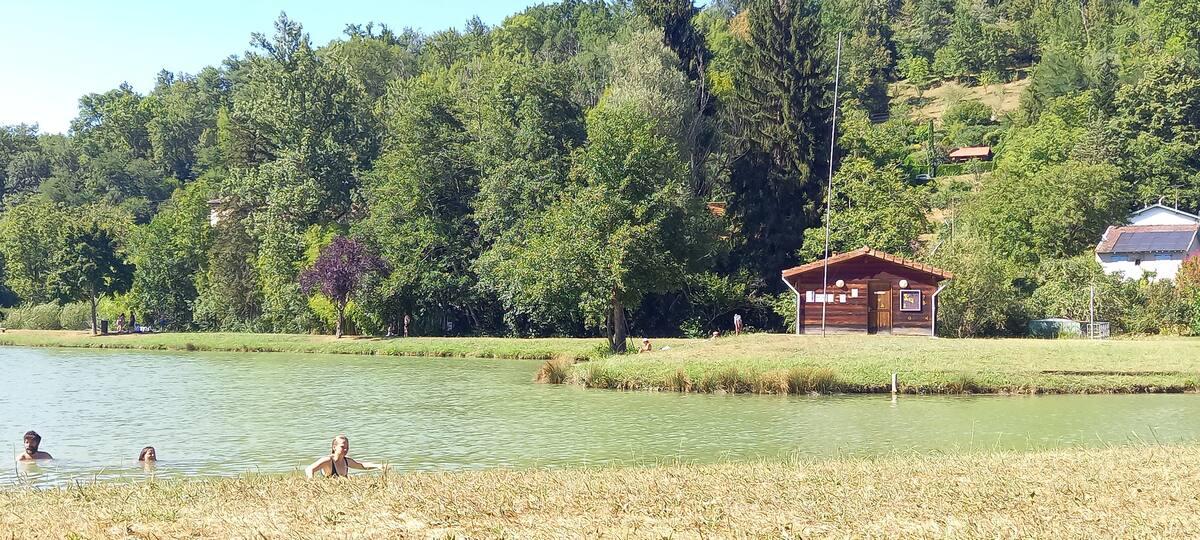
[{"x1": 18, "y1": 452, "x2": 53, "y2": 461}]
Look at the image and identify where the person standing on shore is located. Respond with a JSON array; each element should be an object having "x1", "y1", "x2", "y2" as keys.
[
  {"x1": 733, "y1": 313, "x2": 743, "y2": 335},
  {"x1": 403, "y1": 314, "x2": 411, "y2": 337},
  {"x1": 18, "y1": 431, "x2": 53, "y2": 461},
  {"x1": 305, "y1": 435, "x2": 386, "y2": 478}
]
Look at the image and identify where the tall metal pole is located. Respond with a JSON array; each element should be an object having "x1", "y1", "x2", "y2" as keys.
[{"x1": 820, "y1": 34, "x2": 844, "y2": 337}]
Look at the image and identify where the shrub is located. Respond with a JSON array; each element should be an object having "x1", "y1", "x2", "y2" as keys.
[
  {"x1": 942, "y1": 100, "x2": 994, "y2": 127},
  {"x1": 666, "y1": 368, "x2": 693, "y2": 392},
  {"x1": 707, "y1": 367, "x2": 743, "y2": 393},
  {"x1": 786, "y1": 367, "x2": 840, "y2": 394},
  {"x1": 1124, "y1": 280, "x2": 1191, "y2": 335},
  {"x1": 98, "y1": 294, "x2": 133, "y2": 326},
  {"x1": 535, "y1": 358, "x2": 574, "y2": 384},
  {"x1": 944, "y1": 372, "x2": 980, "y2": 394},
  {"x1": 59, "y1": 302, "x2": 92, "y2": 330},
  {"x1": 753, "y1": 370, "x2": 788, "y2": 394},
  {"x1": 4, "y1": 303, "x2": 63, "y2": 330}
]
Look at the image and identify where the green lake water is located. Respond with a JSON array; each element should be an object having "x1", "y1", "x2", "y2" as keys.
[{"x1": 2, "y1": 346, "x2": 1197, "y2": 485}]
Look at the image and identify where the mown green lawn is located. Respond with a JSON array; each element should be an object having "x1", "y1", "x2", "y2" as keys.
[
  {"x1": 4, "y1": 330, "x2": 1197, "y2": 394},
  {"x1": 0, "y1": 329, "x2": 620, "y2": 360},
  {"x1": 569, "y1": 333, "x2": 1200, "y2": 394}
]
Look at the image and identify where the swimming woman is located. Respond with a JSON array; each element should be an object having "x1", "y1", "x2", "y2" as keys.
[
  {"x1": 138, "y1": 446, "x2": 157, "y2": 462},
  {"x1": 304, "y1": 435, "x2": 385, "y2": 478}
]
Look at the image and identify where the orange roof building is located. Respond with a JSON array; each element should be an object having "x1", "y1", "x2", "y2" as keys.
[{"x1": 947, "y1": 146, "x2": 993, "y2": 162}]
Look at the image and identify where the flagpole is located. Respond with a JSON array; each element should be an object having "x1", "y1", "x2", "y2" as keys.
[{"x1": 821, "y1": 33, "x2": 843, "y2": 337}]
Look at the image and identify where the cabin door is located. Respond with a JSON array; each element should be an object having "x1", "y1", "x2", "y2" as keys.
[{"x1": 868, "y1": 282, "x2": 892, "y2": 334}]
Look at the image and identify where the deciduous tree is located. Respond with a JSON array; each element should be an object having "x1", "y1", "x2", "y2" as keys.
[
  {"x1": 300, "y1": 236, "x2": 386, "y2": 338},
  {"x1": 49, "y1": 223, "x2": 134, "y2": 335}
]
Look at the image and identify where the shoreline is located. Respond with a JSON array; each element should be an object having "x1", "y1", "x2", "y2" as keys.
[
  {"x1": 552, "y1": 333, "x2": 1200, "y2": 395},
  {"x1": 0, "y1": 329, "x2": 617, "y2": 361},
  {"x1": 2, "y1": 445, "x2": 1197, "y2": 537},
  {"x1": 5, "y1": 330, "x2": 1200, "y2": 395}
]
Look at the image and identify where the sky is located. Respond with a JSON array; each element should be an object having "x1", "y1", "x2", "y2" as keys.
[{"x1": 0, "y1": 0, "x2": 540, "y2": 134}]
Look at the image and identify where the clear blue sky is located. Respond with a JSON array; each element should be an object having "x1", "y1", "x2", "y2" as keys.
[{"x1": 0, "y1": 0, "x2": 540, "y2": 134}]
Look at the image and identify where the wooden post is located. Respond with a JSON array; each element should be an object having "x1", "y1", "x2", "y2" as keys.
[{"x1": 891, "y1": 372, "x2": 898, "y2": 394}]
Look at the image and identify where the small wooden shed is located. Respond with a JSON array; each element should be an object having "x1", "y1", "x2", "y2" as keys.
[{"x1": 781, "y1": 247, "x2": 954, "y2": 336}]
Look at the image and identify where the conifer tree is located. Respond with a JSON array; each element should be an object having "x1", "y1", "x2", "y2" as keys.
[{"x1": 728, "y1": 0, "x2": 831, "y2": 286}]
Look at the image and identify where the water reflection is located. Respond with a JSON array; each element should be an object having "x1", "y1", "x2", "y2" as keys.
[{"x1": 2, "y1": 346, "x2": 1198, "y2": 486}]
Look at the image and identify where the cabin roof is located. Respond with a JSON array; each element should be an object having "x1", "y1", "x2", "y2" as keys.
[
  {"x1": 1096, "y1": 224, "x2": 1198, "y2": 254},
  {"x1": 781, "y1": 246, "x2": 954, "y2": 280},
  {"x1": 947, "y1": 146, "x2": 992, "y2": 159}
]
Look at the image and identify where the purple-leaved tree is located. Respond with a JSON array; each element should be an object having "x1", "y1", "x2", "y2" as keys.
[{"x1": 300, "y1": 236, "x2": 387, "y2": 338}]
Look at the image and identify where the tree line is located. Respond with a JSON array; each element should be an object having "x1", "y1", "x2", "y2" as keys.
[{"x1": 2, "y1": 0, "x2": 1199, "y2": 347}]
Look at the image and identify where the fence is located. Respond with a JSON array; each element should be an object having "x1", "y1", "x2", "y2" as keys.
[{"x1": 1084, "y1": 322, "x2": 1110, "y2": 339}]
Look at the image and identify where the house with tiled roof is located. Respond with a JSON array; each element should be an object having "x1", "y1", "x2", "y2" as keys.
[{"x1": 1095, "y1": 203, "x2": 1200, "y2": 281}]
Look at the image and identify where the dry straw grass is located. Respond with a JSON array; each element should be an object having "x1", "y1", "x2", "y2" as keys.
[
  {"x1": 2, "y1": 445, "x2": 1199, "y2": 538},
  {"x1": 534, "y1": 357, "x2": 574, "y2": 384}
]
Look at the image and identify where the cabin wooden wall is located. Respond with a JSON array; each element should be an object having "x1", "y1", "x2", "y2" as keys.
[{"x1": 787, "y1": 260, "x2": 941, "y2": 335}]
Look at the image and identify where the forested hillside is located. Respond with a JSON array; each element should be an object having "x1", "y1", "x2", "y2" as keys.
[{"x1": 2, "y1": 0, "x2": 1199, "y2": 344}]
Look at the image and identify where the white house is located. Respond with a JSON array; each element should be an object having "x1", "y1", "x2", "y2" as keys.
[{"x1": 1095, "y1": 203, "x2": 1200, "y2": 281}]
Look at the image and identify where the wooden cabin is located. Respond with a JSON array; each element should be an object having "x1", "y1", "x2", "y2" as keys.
[{"x1": 781, "y1": 247, "x2": 954, "y2": 336}]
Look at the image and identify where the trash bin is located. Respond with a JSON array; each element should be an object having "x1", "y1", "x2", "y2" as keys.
[{"x1": 100, "y1": 320, "x2": 109, "y2": 335}]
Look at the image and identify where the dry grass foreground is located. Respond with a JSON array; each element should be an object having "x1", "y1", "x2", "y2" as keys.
[{"x1": 3, "y1": 445, "x2": 1199, "y2": 538}]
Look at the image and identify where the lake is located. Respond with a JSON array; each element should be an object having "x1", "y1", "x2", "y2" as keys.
[{"x1": 2, "y1": 346, "x2": 1197, "y2": 485}]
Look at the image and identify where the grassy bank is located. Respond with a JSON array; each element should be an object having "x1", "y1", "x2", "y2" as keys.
[
  {"x1": 5, "y1": 330, "x2": 1199, "y2": 394},
  {"x1": 3, "y1": 445, "x2": 1198, "y2": 538},
  {"x1": 0, "y1": 329, "x2": 626, "y2": 361},
  {"x1": 560, "y1": 334, "x2": 1200, "y2": 394}
]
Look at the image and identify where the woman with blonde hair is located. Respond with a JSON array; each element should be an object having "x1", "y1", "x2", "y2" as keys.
[{"x1": 305, "y1": 435, "x2": 385, "y2": 478}]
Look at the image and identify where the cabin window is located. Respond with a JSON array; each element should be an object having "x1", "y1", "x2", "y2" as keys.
[{"x1": 899, "y1": 289, "x2": 922, "y2": 312}]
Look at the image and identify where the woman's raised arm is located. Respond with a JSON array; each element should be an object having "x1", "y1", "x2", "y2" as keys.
[{"x1": 347, "y1": 457, "x2": 386, "y2": 470}]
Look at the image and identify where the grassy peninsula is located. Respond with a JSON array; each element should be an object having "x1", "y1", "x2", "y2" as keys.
[
  {"x1": 558, "y1": 334, "x2": 1200, "y2": 394},
  {"x1": 3, "y1": 445, "x2": 1197, "y2": 538},
  {"x1": 4, "y1": 330, "x2": 1199, "y2": 394}
]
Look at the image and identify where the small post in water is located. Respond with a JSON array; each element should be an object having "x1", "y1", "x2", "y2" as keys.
[{"x1": 891, "y1": 372, "x2": 898, "y2": 394}]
